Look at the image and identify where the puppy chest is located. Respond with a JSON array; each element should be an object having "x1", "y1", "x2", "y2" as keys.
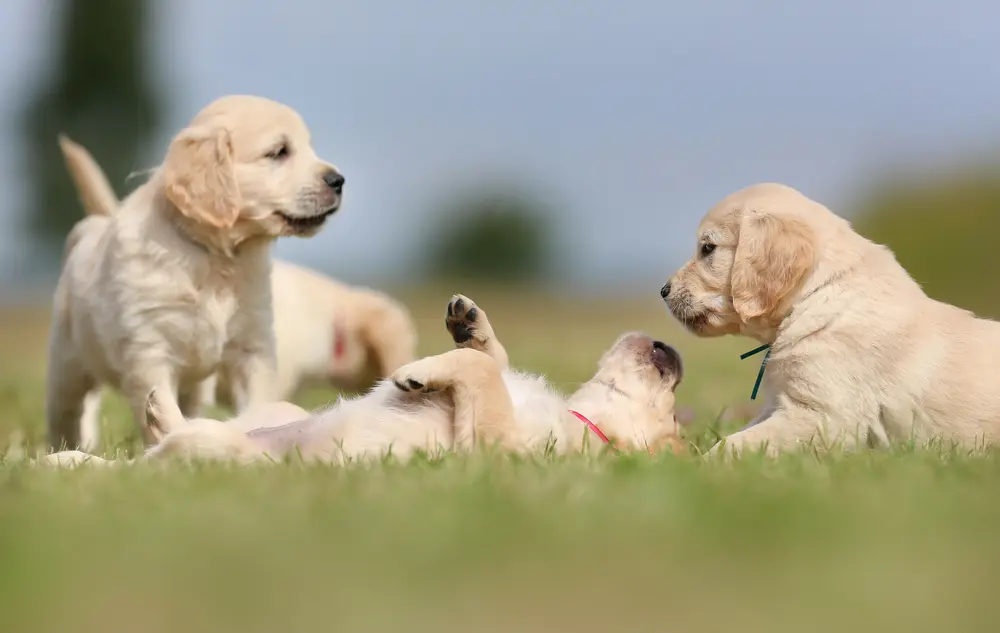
[{"x1": 174, "y1": 291, "x2": 239, "y2": 372}]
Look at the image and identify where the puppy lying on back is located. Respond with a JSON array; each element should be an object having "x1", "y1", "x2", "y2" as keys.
[
  {"x1": 49, "y1": 95, "x2": 344, "y2": 451},
  {"x1": 43, "y1": 295, "x2": 685, "y2": 467},
  {"x1": 59, "y1": 136, "x2": 416, "y2": 406},
  {"x1": 663, "y1": 182, "x2": 1000, "y2": 456}
]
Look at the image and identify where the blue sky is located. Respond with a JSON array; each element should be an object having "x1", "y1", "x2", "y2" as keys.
[{"x1": 1, "y1": 0, "x2": 999, "y2": 295}]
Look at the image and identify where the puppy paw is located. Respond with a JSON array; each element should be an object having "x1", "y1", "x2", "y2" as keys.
[
  {"x1": 39, "y1": 450, "x2": 113, "y2": 468},
  {"x1": 446, "y1": 295, "x2": 479, "y2": 343},
  {"x1": 391, "y1": 358, "x2": 447, "y2": 394},
  {"x1": 446, "y1": 295, "x2": 494, "y2": 347}
]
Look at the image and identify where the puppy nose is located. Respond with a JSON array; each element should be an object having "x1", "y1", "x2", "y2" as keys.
[
  {"x1": 323, "y1": 170, "x2": 345, "y2": 193},
  {"x1": 660, "y1": 282, "x2": 671, "y2": 299}
]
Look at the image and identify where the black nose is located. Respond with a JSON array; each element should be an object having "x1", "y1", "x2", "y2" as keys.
[
  {"x1": 660, "y1": 282, "x2": 671, "y2": 299},
  {"x1": 323, "y1": 170, "x2": 345, "y2": 193}
]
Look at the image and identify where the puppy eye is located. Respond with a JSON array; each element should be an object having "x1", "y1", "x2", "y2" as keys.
[
  {"x1": 265, "y1": 143, "x2": 290, "y2": 161},
  {"x1": 700, "y1": 242, "x2": 716, "y2": 257}
]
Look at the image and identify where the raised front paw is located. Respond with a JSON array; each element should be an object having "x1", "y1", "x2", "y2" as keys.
[
  {"x1": 446, "y1": 293, "x2": 498, "y2": 350},
  {"x1": 445, "y1": 295, "x2": 481, "y2": 344},
  {"x1": 391, "y1": 357, "x2": 447, "y2": 394}
]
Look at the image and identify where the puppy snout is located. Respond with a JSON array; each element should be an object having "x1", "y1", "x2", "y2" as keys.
[
  {"x1": 660, "y1": 281, "x2": 671, "y2": 299},
  {"x1": 651, "y1": 340, "x2": 683, "y2": 381},
  {"x1": 323, "y1": 170, "x2": 345, "y2": 194}
]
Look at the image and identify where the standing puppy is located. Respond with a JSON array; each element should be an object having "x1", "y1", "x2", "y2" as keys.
[
  {"x1": 48, "y1": 95, "x2": 344, "y2": 450},
  {"x1": 58, "y1": 139, "x2": 415, "y2": 405},
  {"x1": 663, "y1": 183, "x2": 1000, "y2": 457}
]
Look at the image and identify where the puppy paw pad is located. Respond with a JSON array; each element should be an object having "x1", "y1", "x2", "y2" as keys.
[{"x1": 446, "y1": 295, "x2": 481, "y2": 344}]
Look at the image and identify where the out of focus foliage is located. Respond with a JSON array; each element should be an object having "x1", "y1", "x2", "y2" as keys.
[
  {"x1": 18, "y1": 0, "x2": 163, "y2": 264},
  {"x1": 422, "y1": 184, "x2": 557, "y2": 283},
  {"x1": 853, "y1": 163, "x2": 1000, "y2": 318}
]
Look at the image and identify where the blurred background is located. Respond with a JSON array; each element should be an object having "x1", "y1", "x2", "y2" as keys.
[
  {"x1": 1, "y1": 0, "x2": 999, "y2": 308},
  {"x1": 4, "y1": 4, "x2": 1000, "y2": 632}
]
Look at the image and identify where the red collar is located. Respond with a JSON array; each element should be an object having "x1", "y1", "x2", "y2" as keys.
[
  {"x1": 569, "y1": 410, "x2": 618, "y2": 452},
  {"x1": 332, "y1": 320, "x2": 346, "y2": 361}
]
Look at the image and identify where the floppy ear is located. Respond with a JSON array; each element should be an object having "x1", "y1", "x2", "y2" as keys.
[
  {"x1": 162, "y1": 125, "x2": 242, "y2": 228},
  {"x1": 731, "y1": 213, "x2": 816, "y2": 323}
]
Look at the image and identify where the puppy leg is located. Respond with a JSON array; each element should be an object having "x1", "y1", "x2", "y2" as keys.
[
  {"x1": 273, "y1": 365, "x2": 302, "y2": 404},
  {"x1": 226, "y1": 273, "x2": 279, "y2": 412},
  {"x1": 391, "y1": 348, "x2": 519, "y2": 451},
  {"x1": 78, "y1": 389, "x2": 104, "y2": 452},
  {"x1": 177, "y1": 383, "x2": 203, "y2": 418},
  {"x1": 196, "y1": 374, "x2": 219, "y2": 410},
  {"x1": 45, "y1": 349, "x2": 97, "y2": 451},
  {"x1": 705, "y1": 406, "x2": 866, "y2": 458},
  {"x1": 123, "y1": 366, "x2": 179, "y2": 446},
  {"x1": 445, "y1": 295, "x2": 509, "y2": 369},
  {"x1": 222, "y1": 349, "x2": 276, "y2": 413}
]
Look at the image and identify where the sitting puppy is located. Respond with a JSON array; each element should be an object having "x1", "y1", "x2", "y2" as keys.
[
  {"x1": 48, "y1": 95, "x2": 344, "y2": 451},
  {"x1": 57, "y1": 136, "x2": 416, "y2": 405},
  {"x1": 663, "y1": 182, "x2": 1000, "y2": 456},
  {"x1": 43, "y1": 295, "x2": 685, "y2": 466}
]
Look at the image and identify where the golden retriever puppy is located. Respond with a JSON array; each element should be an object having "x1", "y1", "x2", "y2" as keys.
[
  {"x1": 57, "y1": 137, "x2": 415, "y2": 405},
  {"x1": 663, "y1": 182, "x2": 1000, "y2": 457},
  {"x1": 42, "y1": 295, "x2": 685, "y2": 466},
  {"x1": 48, "y1": 95, "x2": 344, "y2": 451},
  {"x1": 199, "y1": 259, "x2": 418, "y2": 406}
]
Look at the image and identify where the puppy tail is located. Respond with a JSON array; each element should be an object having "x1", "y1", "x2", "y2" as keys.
[{"x1": 57, "y1": 134, "x2": 119, "y2": 217}]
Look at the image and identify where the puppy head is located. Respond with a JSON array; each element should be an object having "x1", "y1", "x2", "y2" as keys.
[
  {"x1": 162, "y1": 95, "x2": 344, "y2": 243},
  {"x1": 568, "y1": 332, "x2": 684, "y2": 455},
  {"x1": 663, "y1": 183, "x2": 818, "y2": 337}
]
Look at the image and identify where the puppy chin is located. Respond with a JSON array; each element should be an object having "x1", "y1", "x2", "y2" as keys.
[
  {"x1": 668, "y1": 303, "x2": 725, "y2": 338},
  {"x1": 273, "y1": 205, "x2": 339, "y2": 237}
]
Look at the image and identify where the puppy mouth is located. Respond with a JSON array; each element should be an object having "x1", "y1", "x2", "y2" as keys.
[
  {"x1": 276, "y1": 205, "x2": 339, "y2": 232},
  {"x1": 650, "y1": 340, "x2": 683, "y2": 381},
  {"x1": 675, "y1": 311, "x2": 707, "y2": 332},
  {"x1": 665, "y1": 298, "x2": 708, "y2": 333}
]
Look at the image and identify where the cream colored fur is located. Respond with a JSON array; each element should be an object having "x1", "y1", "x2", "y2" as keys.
[
  {"x1": 41, "y1": 295, "x2": 685, "y2": 467},
  {"x1": 48, "y1": 95, "x2": 344, "y2": 451},
  {"x1": 664, "y1": 182, "x2": 1000, "y2": 457},
  {"x1": 200, "y1": 260, "x2": 418, "y2": 406},
  {"x1": 59, "y1": 132, "x2": 416, "y2": 406}
]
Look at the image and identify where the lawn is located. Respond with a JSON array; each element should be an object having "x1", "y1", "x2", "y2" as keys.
[{"x1": 0, "y1": 286, "x2": 997, "y2": 633}]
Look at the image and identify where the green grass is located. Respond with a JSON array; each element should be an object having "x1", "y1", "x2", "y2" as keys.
[{"x1": 1, "y1": 287, "x2": 998, "y2": 633}]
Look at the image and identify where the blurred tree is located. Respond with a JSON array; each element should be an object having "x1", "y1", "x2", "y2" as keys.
[
  {"x1": 18, "y1": 0, "x2": 162, "y2": 263},
  {"x1": 853, "y1": 164, "x2": 1000, "y2": 317},
  {"x1": 423, "y1": 185, "x2": 557, "y2": 283}
]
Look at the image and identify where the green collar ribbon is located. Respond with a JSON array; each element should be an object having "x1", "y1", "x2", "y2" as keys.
[{"x1": 740, "y1": 344, "x2": 772, "y2": 400}]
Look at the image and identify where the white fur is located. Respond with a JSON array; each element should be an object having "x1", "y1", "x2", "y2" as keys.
[
  {"x1": 48, "y1": 96, "x2": 344, "y2": 451},
  {"x1": 44, "y1": 296, "x2": 685, "y2": 466}
]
